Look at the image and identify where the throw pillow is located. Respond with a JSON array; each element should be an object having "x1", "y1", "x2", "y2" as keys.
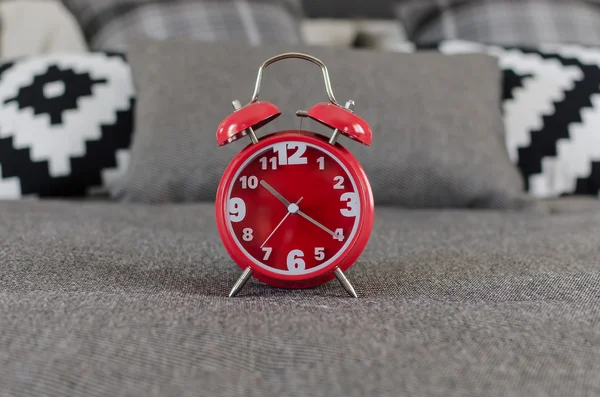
[
  {"x1": 113, "y1": 39, "x2": 528, "y2": 209},
  {"x1": 302, "y1": 0, "x2": 395, "y2": 18},
  {"x1": 62, "y1": 0, "x2": 303, "y2": 51},
  {"x1": 395, "y1": 0, "x2": 600, "y2": 47},
  {"x1": 0, "y1": 53, "x2": 134, "y2": 199},
  {"x1": 396, "y1": 40, "x2": 600, "y2": 198},
  {"x1": 0, "y1": 0, "x2": 87, "y2": 61}
]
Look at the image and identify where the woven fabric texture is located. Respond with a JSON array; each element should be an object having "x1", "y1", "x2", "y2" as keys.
[
  {"x1": 114, "y1": 39, "x2": 527, "y2": 209},
  {"x1": 0, "y1": 52, "x2": 134, "y2": 199},
  {"x1": 388, "y1": 40, "x2": 600, "y2": 199},
  {"x1": 62, "y1": 0, "x2": 302, "y2": 51},
  {"x1": 1, "y1": 199, "x2": 600, "y2": 396},
  {"x1": 396, "y1": 0, "x2": 600, "y2": 47}
]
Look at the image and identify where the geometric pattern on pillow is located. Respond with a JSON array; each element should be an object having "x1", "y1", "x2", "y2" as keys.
[
  {"x1": 436, "y1": 41, "x2": 600, "y2": 198},
  {"x1": 62, "y1": 0, "x2": 302, "y2": 51},
  {"x1": 0, "y1": 52, "x2": 134, "y2": 199},
  {"x1": 392, "y1": 40, "x2": 600, "y2": 198}
]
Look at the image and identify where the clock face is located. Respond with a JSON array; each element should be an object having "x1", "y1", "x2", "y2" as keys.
[{"x1": 223, "y1": 137, "x2": 363, "y2": 279}]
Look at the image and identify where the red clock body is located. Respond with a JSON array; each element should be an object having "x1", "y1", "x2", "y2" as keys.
[
  {"x1": 215, "y1": 131, "x2": 374, "y2": 289},
  {"x1": 215, "y1": 51, "x2": 374, "y2": 295}
]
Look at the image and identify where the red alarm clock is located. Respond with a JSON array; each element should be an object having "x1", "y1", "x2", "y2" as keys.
[{"x1": 215, "y1": 53, "x2": 374, "y2": 298}]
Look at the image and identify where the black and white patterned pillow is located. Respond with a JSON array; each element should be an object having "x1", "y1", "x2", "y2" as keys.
[
  {"x1": 0, "y1": 53, "x2": 134, "y2": 199},
  {"x1": 392, "y1": 40, "x2": 600, "y2": 198}
]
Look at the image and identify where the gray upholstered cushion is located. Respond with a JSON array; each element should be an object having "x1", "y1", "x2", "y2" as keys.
[
  {"x1": 302, "y1": 0, "x2": 395, "y2": 18},
  {"x1": 1, "y1": 199, "x2": 600, "y2": 395},
  {"x1": 114, "y1": 39, "x2": 527, "y2": 208},
  {"x1": 396, "y1": 0, "x2": 600, "y2": 47},
  {"x1": 62, "y1": 0, "x2": 302, "y2": 51}
]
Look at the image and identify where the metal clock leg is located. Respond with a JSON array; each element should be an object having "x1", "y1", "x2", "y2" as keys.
[
  {"x1": 333, "y1": 267, "x2": 358, "y2": 298},
  {"x1": 228, "y1": 267, "x2": 253, "y2": 297}
]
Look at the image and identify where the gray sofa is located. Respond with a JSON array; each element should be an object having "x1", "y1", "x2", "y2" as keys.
[
  {"x1": 2, "y1": 38, "x2": 600, "y2": 396},
  {"x1": 2, "y1": 199, "x2": 600, "y2": 396}
]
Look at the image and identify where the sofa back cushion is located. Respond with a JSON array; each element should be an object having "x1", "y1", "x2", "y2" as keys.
[
  {"x1": 62, "y1": 0, "x2": 303, "y2": 51},
  {"x1": 396, "y1": 0, "x2": 600, "y2": 47}
]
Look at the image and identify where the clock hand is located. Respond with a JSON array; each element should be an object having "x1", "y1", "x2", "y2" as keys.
[
  {"x1": 260, "y1": 180, "x2": 291, "y2": 207},
  {"x1": 260, "y1": 180, "x2": 339, "y2": 240},
  {"x1": 296, "y1": 209, "x2": 340, "y2": 240},
  {"x1": 260, "y1": 197, "x2": 303, "y2": 248}
]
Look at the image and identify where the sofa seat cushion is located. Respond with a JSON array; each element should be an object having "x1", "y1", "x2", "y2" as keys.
[{"x1": 1, "y1": 200, "x2": 600, "y2": 396}]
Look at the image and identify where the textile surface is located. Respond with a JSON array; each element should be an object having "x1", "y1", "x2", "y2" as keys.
[
  {"x1": 396, "y1": 0, "x2": 600, "y2": 47},
  {"x1": 391, "y1": 40, "x2": 600, "y2": 198},
  {"x1": 1, "y1": 199, "x2": 600, "y2": 396},
  {"x1": 61, "y1": 0, "x2": 302, "y2": 51},
  {"x1": 0, "y1": 53, "x2": 133, "y2": 198},
  {"x1": 0, "y1": 0, "x2": 87, "y2": 60},
  {"x1": 115, "y1": 39, "x2": 526, "y2": 209}
]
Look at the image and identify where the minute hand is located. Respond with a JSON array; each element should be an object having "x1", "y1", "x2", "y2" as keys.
[{"x1": 297, "y1": 210, "x2": 339, "y2": 239}]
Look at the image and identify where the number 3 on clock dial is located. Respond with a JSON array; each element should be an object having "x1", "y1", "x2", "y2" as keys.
[{"x1": 226, "y1": 140, "x2": 361, "y2": 276}]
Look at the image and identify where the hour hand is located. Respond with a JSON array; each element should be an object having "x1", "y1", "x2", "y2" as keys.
[{"x1": 260, "y1": 180, "x2": 291, "y2": 207}]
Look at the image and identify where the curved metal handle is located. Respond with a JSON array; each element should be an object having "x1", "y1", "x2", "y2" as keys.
[{"x1": 250, "y1": 52, "x2": 338, "y2": 105}]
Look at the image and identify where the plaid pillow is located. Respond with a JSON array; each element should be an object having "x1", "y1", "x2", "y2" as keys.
[
  {"x1": 302, "y1": 0, "x2": 395, "y2": 18},
  {"x1": 62, "y1": 0, "x2": 302, "y2": 51},
  {"x1": 396, "y1": 0, "x2": 600, "y2": 47}
]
